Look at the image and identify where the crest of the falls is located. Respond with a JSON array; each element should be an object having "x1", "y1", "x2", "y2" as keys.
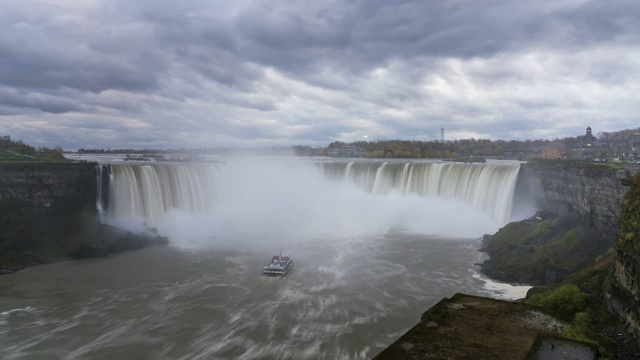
[
  {"x1": 318, "y1": 161, "x2": 521, "y2": 224},
  {"x1": 100, "y1": 160, "x2": 521, "y2": 237},
  {"x1": 105, "y1": 163, "x2": 220, "y2": 227}
]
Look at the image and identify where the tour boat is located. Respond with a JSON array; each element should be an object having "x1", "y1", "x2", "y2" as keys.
[{"x1": 262, "y1": 253, "x2": 293, "y2": 276}]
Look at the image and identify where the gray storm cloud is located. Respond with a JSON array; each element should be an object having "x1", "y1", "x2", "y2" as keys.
[{"x1": 1, "y1": 0, "x2": 639, "y2": 149}]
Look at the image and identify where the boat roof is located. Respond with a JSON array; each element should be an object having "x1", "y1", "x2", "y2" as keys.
[{"x1": 264, "y1": 255, "x2": 292, "y2": 268}]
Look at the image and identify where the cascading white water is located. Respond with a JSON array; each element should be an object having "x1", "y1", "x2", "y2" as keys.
[
  {"x1": 100, "y1": 160, "x2": 521, "y2": 233},
  {"x1": 95, "y1": 165, "x2": 106, "y2": 216},
  {"x1": 106, "y1": 163, "x2": 220, "y2": 227},
  {"x1": 318, "y1": 161, "x2": 521, "y2": 224}
]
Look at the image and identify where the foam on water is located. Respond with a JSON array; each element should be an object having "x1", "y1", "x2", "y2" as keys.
[
  {"x1": 0, "y1": 306, "x2": 33, "y2": 316},
  {"x1": 472, "y1": 272, "x2": 533, "y2": 300},
  {"x1": 0, "y1": 234, "x2": 531, "y2": 359}
]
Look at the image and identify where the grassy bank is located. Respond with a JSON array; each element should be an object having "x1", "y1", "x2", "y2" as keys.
[{"x1": 480, "y1": 211, "x2": 610, "y2": 285}]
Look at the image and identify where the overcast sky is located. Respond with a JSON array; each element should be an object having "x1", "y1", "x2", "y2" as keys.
[{"x1": 1, "y1": 0, "x2": 639, "y2": 150}]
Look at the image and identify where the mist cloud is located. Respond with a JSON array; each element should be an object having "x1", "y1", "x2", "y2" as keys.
[{"x1": 150, "y1": 159, "x2": 502, "y2": 250}]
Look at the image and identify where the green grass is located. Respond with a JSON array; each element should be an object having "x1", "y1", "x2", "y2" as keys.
[
  {"x1": 0, "y1": 150, "x2": 26, "y2": 162},
  {"x1": 604, "y1": 163, "x2": 625, "y2": 170},
  {"x1": 488, "y1": 220, "x2": 554, "y2": 252},
  {"x1": 0, "y1": 150, "x2": 72, "y2": 163},
  {"x1": 540, "y1": 230, "x2": 580, "y2": 270}
]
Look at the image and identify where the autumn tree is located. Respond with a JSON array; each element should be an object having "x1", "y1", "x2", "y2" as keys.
[{"x1": 538, "y1": 147, "x2": 561, "y2": 159}]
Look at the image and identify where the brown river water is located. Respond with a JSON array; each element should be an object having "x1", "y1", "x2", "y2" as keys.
[{"x1": 0, "y1": 231, "x2": 528, "y2": 360}]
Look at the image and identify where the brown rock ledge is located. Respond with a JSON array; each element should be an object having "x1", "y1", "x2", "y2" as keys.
[{"x1": 374, "y1": 293, "x2": 597, "y2": 360}]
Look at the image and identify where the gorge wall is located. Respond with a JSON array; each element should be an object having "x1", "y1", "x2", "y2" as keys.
[
  {"x1": 520, "y1": 160, "x2": 631, "y2": 229},
  {"x1": 0, "y1": 163, "x2": 97, "y2": 271},
  {"x1": 480, "y1": 160, "x2": 633, "y2": 285},
  {"x1": 0, "y1": 163, "x2": 166, "y2": 272},
  {"x1": 606, "y1": 170, "x2": 640, "y2": 339},
  {"x1": 0, "y1": 162, "x2": 97, "y2": 213},
  {"x1": 521, "y1": 161, "x2": 640, "y2": 338}
]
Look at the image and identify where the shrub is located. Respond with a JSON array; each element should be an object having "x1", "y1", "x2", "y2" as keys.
[
  {"x1": 573, "y1": 311, "x2": 593, "y2": 328},
  {"x1": 527, "y1": 284, "x2": 587, "y2": 315}
]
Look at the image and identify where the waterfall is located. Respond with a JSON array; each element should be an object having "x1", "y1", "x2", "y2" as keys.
[
  {"x1": 100, "y1": 163, "x2": 221, "y2": 227},
  {"x1": 98, "y1": 160, "x2": 521, "y2": 229},
  {"x1": 95, "y1": 164, "x2": 111, "y2": 222},
  {"x1": 96, "y1": 164, "x2": 105, "y2": 215},
  {"x1": 317, "y1": 161, "x2": 521, "y2": 224}
]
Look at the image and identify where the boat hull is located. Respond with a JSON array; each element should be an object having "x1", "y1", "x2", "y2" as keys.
[{"x1": 262, "y1": 259, "x2": 293, "y2": 276}]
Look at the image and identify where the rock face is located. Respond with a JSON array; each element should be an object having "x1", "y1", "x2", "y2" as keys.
[
  {"x1": 518, "y1": 161, "x2": 640, "y2": 339},
  {"x1": 0, "y1": 163, "x2": 97, "y2": 271},
  {"x1": 0, "y1": 162, "x2": 97, "y2": 213},
  {"x1": 480, "y1": 212, "x2": 602, "y2": 285},
  {"x1": 607, "y1": 170, "x2": 640, "y2": 338},
  {"x1": 480, "y1": 161, "x2": 633, "y2": 285},
  {"x1": 0, "y1": 162, "x2": 166, "y2": 273},
  {"x1": 519, "y1": 160, "x2": 631, "y2": 229}
]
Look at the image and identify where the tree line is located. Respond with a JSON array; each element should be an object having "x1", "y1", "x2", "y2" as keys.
[
  {"x1": 292, "y1": 127, "x2": 640, "y2": 159},
  {"x1": 5, "y1": 126, "x2": 639, "y2": 160},
  {"x1": 0, "y1": 136, "x2": 65, "y2": 160}
]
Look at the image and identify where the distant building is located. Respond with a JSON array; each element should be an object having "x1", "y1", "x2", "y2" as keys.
[
  {"x1": 626, "y1": 133, "x2": 640, "y2": 162},
  {"x1": 572, "y1": 127, "x2": 604, "y2": 159},
  {"x1": 502, "y1": 145, "x2": 544, "y2": 159},
  {"x1": 326, "y1": 145, "x2": 365, "y2": 157},
  {"x1": 600, "y1": 138, "x2": 629, "y2": 161}
]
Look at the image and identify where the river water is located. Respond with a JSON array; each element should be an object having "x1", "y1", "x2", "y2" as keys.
[
  {"x1": 0, "y1": 232, "x2": 528, "y2": 360},
  {"x1": 1, "y1": 157, "x2": 532, "y2": 359}
]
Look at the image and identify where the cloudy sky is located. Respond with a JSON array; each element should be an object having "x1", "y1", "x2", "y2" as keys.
[{"x1": 1, "y1": 0, "x2": 639, "y2": 150}]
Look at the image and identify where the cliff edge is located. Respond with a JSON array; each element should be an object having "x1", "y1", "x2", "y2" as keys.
[
  {"x1": 521, "y1": 160, "x2": 631, "y2": 228},
  {"x1": 0, "y1": 163, "x2": 166, "y2": 273},
  {"x1": 607, "y1": 169, "x2": 640, "y2": 338}
]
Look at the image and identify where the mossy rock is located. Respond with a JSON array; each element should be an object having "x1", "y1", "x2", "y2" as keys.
[
  {"x1": 481, "y1": 212, "x2": 610, "y2": 285},
  {"x1": 615, "y1": 170, "x2": 640, "y2": 254}
]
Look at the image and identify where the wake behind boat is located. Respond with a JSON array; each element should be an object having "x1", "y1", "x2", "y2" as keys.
[{"x1": 262, "y1": 253, "x2": 293, "y2": 276}]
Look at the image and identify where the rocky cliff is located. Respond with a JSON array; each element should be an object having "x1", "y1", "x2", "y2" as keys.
[
  {"x1": 606, "y1": 170, "x2": 640, "y2": 338},
  {"x1": 481, "y1": 160, "x2": 634, "y2": 285},
  {"x1": 0, "y1": 162, "x2": 166, "y2": 273},
  {"x1": 520, "y1": 160, "x2": 631, "y2": 229},
  {"x1": 518, "y1": 161, "x2": 640, "y2": 340},
  {"x1": 0, "y1": 162, "x2": 97, "y2": 213}
]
